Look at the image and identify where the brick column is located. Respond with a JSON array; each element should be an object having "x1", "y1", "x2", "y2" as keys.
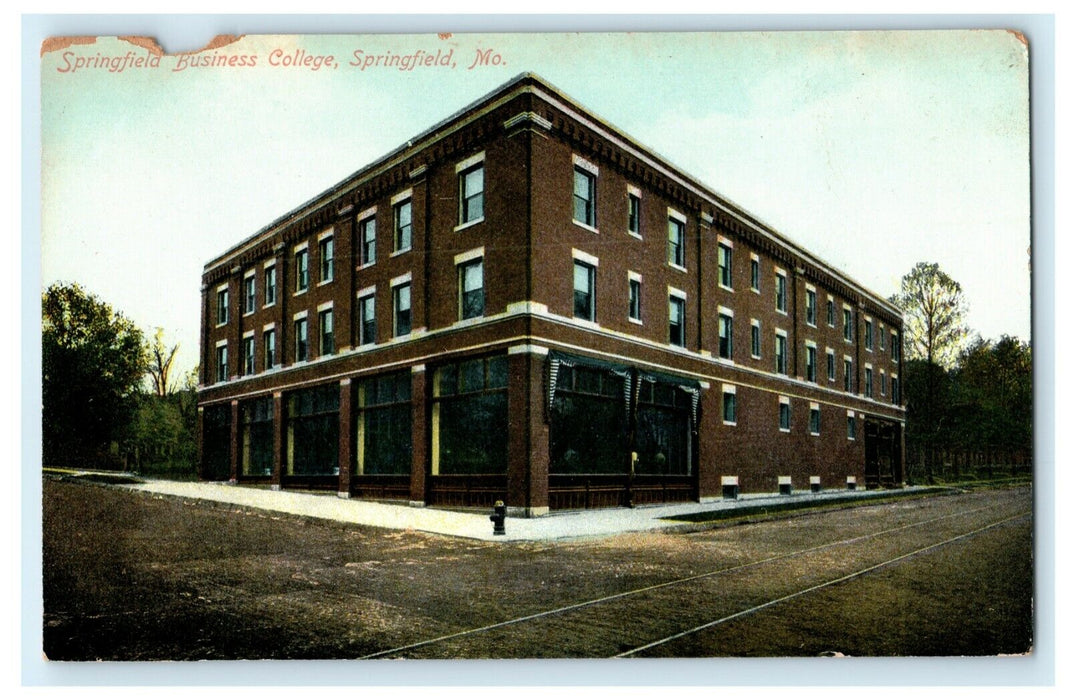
[
  {"x1": 228, "y1": 399, "x2": 240, "y2": 482},
  {"x1": 409, "y1": 364, "x2": 428, "y2": 506},
  {"x1": 507, "y1": 346, "x2": 549, "y2": 517},
  {"x1": 697, "y1": 381, "x2": 718, "y2": 500},
  {"x1": 337, "y1": 378, "x2": 352, "y2": 498},
  {"x1": 196, "y1": 406, "x2": 205, "y2": 480},
  {"x1": 271, "y1": 391, "x2": 283, "y2": 491}
]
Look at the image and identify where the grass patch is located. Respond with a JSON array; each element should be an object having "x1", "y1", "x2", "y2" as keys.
[{"x1": 666, "y1": 489, "x2": 954, "y2": 524}]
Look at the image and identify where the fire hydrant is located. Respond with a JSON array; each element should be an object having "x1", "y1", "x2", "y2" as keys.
[{"x1": 489, "y1": 500, "x2": 506, "y2": 536}]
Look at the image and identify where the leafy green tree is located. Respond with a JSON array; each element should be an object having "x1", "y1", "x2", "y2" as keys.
[{"x1": 42, "y1": 282, "x2": 147, "y2": 467}]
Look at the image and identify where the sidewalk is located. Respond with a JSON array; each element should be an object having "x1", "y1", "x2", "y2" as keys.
[{"x1": 125, "y1": 479, "x2": 926, "y2": 542}]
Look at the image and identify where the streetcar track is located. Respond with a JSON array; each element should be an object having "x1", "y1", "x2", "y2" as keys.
[
  {"x1": 359, "y1": 497, "x2": 1026, "y2": 659},
  {"x1": 614, "y1": 511, "x2": 1031, "y2": 657}
]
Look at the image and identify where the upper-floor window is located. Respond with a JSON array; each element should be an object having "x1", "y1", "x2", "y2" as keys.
[
  {"x1": 263, "y1": 329, "x2": 276, "y2": 370},
  {"x1": 393, "y1": 283, "x2": 412, "y2": 337},
  {"x1": 264, "y1": 265, "x2": 277, "y2": 306},
  {"x1": 215, "y1": 344, "x2": 228, "y2": 383},
  {"x1": 627, "y1": 192, "x2": 641, "y2": 236},
  {"x1": 718, "y1": 311, "x2": 733, "y2": 360},
  {"x1": 775, "y1": 332, "x2": 788, "y2": 375},
  {"x1": 216, "y1": 288, "x2": 229, "y2": 325},
  {"x1": 669, "y1": 295, "x2": 685, "y2": 347},
  {"x1": 722, "y1": 386, "x2": 737, "y2": 425},
  {"x1": 573, "y1": 260, "x2": 596, "y2": 322},
  {"x1": 573, "y1": 167, "x2": 596, "y2": 227},
  {"x1": 779, "y1": 397, "x2": 791, "y2": 432},
  {"x1": 827, "y1": 349, "x2": 836, "y2": 382},
  {"x1": 319, "y1": 308, "x2": 334, "y2": 356},
  {"x1": 845, "y1": 357, "x2": 854, "y2": 392},
  {"x1": 865, "y1": 366, "x2": 874, "y2": 397},
  {"x1": 459, "y1": 258, "x2": 485, "y2": 320},
  {"x1": 750, "y1": 320, "x2": 761, "y2": 358},
  {"x1": 460, "y1": 164, "x2": 485, "y2": 225},
  {"x1": 359, "y1": 294, "x2": 376, "y2": 346},
  {"x1": 892, "y1": 375, "x2": 901, "y2": 404},
  {"x1": 806, "y1": 344, "x2": 817, "y2": 382},
  {"x1": 865, "y1": 318, "x2": 874, "y2": 350},
  {"x1": 718, "y1": 242, "x2": 733, "y2": 289},
  {"x1": 242, "y1": 336, "x2": 255, "y2": 375},
  {"x1": 809, "y1": 405, "x2": 821, "y2": 435},
  {"x1": 891, "y1": 332, "x2": 900, "y2": 362},
  {"x1": 847, "y1": 413, "x2": 857, "y2": 440},
  {"x1": 827, "y1": 297, "x2": 835, "y2": 326},
  {"x1": 243, "y1": 275, "x2": 256, "y2": 314},
  {"x1": 319, "y1": 235, "x2": 334, "y2": 283},
  {"x1": 294, "y1": 318, "x2": 308, "y2": 362},
  {"x1": 360, "y1": 216, "x2": 377, "y2": 266},
  {"x1": 628, "y1": 277, "x2": 642, "y2": 322},
  {"x1": 880, "y1": 325, "x2": 886, "y2": 350},
  {"x1": 775, "y1": 272, "x2": 787, "y2": 313},
  {"x1": 805, "y1": 288, "x2": 817, "y2": 326},
  {"x1": 750, "y1": 256, "x2": 760, "y2": 292},
  {"x1": 394, "y1": 199, "x2": 412, "y2": 253},
  {"x1": 881, "y1": 369, "x2": 887, "y2": 396},
  {"x1": 668, "y1": 217, "x2": 685, "y2": 268},
  {"x1": 295, "y1": 248, "x2": 309, "y2": 292},
  {"x1": 843, "y1": 307, "x2": 854, "y2": 341}
]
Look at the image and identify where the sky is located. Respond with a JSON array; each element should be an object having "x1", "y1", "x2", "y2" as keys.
[{"x1": 39, "y1": 28, "x2": 1032, "y2": 380}]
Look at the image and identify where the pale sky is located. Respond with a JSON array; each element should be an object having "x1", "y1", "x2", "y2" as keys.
[{"x1": 40, "y1": 30, "x2": 1032, "y2": 379}]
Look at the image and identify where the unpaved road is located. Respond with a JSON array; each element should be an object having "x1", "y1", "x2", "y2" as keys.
[{"x1": 42, "y1": 478, "x2": 1032, "y2": 660}]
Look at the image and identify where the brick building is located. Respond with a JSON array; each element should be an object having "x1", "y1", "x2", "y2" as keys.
[{"x1": 197, "y1": 73, "x2": 906, "y2": 516}]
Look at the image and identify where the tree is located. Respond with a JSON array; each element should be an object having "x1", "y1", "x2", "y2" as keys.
[
  {"x1": 146, "y1": 327, "x2": 179, "y2": 397},
  {"x1": 891, "y1": 262, "x2": 969, "y2": 483},
  {"x1": 890, "y1": 262, "x2": 970, "y2": 368},
  {"x1": 42, "y1": 282, "x2": 147, "y2": 468}
]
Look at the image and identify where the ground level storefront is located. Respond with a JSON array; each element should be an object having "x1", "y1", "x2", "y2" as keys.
[{"x1": 198, "y1": 345, "x2": 904, "y2": 515}]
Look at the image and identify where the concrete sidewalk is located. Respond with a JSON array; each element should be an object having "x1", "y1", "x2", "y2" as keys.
[{"x1": 124, "y1": 479, "x2": 925, "y2": 542}]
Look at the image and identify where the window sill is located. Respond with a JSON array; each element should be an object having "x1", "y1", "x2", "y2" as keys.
[
  {"x1": 776, "y1": 308, "x2": 788, "y2": 316},
  {"x1": 318, "y1": 279, "x2": 333, "y2": 287},
  {"x1": 215, "y1": 322, "x2": 228, "y2": 328},
  {"x1": 668, "y1": 263, "x2": 687, "y2": 273},
  {"x1": 293, "y1": 289, "x2": 307, "y2": 297},
  {"x1": 628, "y1": 317, "x2": 643, "y2": 326},
  {"x1": 572, "y1": 219, "x2": 599, "y2": 234},
  {"x1": 356, "y1": 262, "x2": 376, "y2": 271},
  {"x1": 718, "y1": 284, "x2": 734, "y2": 293},
  {"x1": 779, "y1": 428, "x2": 791, "y2": 434},
  {"x1": 750, "y1": 287, "x2": 760, "y2": 294},
  {"x1": 454, "y1": 217, "x2": 485, "y2": 233},
  {"x1": 626, "y1": 230, "x2": 642, "y2": 240},
  {"x1": 390, "y1": 247, "x2": 412, "y2": 258},
  {"x1": 723, "y1": 421, "x2": 737, "y2": 427}
]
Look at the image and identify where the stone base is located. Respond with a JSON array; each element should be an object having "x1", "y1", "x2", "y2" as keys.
[
  {"x1": 507, "y1": 505, "x2": 549, "y2": 518},
  {"x1": 337, "y1": 491, "x2": 351, "y2": 499},
  {"x1": 408, "y1": 501, "x2": 426, "y2": 508}
]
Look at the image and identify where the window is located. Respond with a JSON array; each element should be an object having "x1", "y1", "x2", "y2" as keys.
[
  {"x1": 718, "y1": 242, "x2": 733, "y2": 289},
  {"x1": 285, "y1": 384, "x2": 340, "y2": 476},
  {"x1": 891, "y1": 333, "x2": 900, "y2": 362},
  {"x1": 215, "y1": 344, "x2": 228, "y2": 383},
  {"x1": 722, "y1": 386, "x2": 737, "y2": 425},
  {"x1": 847, "y1": 413, "x2": 857, "y2": 440},
  {"x1": 394, "y1": 199, "x2": 412, "y2": 253},
  {"x1": 779, "y1": 398, "x2": 791, "y2": 432},
  {"x1": 669, "y1": 295, "x2": 686, "y2": 347},
  {"x1": 319, "y1": 236, "x2": 334, "y2": 283},
  {"x1": 845, "y1": 358, "x2": 854, "y2": 392},
  {"x1": 240, "y1": 397, "x2": 274, "y2": 477},
  {"x1": 668, "y1": 217, "x2": 684, "y2": 267},
  {"x1": 359, "y1": 294, "x2": 376, "y2": 345},
  {"x1": 628, "y1": 192, "x2": 641, "y2": 236},
  {"x1": 360, "y1": 216, "x2": 377, "y2": 266},
  {"x1": 750, "y1": 320, "x2": 761, "y2": 358},
  {"x1": 393, "y1": 283, "x2": 412, "y2": 337},
  {"x1": 718, "y1": 312, "x2": 733, "y2": 360},
  {"x1": 775, "y1": 332, "x2": 788, "y2": 374},
  {"x1": 357, "y1": 371, "x2": 413, "y2": 476},
  {"x1": 459, "y1": 259, "x2": 485, "y2": 320},
  {"x1": 243, "y1": 275, "x2": 256, "y2": 314},
  {"x1": 880, "y1": 370, "x2": 887, "y2": 396},
  {"x1": 264, "y1": 265, "x2": 277, "y2": 306},
  {"x1": 460, "y1": 164, "x2": 485, "y2": 224},
  {"x1": 216, "y1": 288, "x2": 229, "y2": 325},
  {"x1": 806, "y1": 344, "x2": 817, "y2": 382},
  {"x1": 263, "y1": 329, "x2": 276, "y2": 370},
  {"x1": 809, "y1": 405, "x2": 821, "y2": 435},
  {"x1": 573, "y1": 167, "x2": 596, "y2": 227},
  {"x1": 827, "y1": 298, "x2": 835, "y2": 326},
  {"x1": 775, "y1": 272, "x2": 787, "y2": 312},
  {"x1": 294, "y1": 318, "x2": 308, "y2": 362},
  {"x1": 843, "y1": 307, "x2": 853, "y2": 341},
  {"x1": 295, "y1": 248, "x2": 309, "y2": 292},
  {"x1": 865, "y1": 318, "x2": 874, "y2": 350},
  {"x1": 433, "y1": 355, "x2": 509, "y2": 475},
  {"x1": 629, "y1": 278, "x2": 642, "y2": 322},
  {"x1": 880, "y1": 325, "x2": 886, "y2": 350},
  {"x1": 865, "y1": 366, "x2": 873, "y2": 398},
  {"x1": 242, "y1": 336, "x2": 255, "y2": 375},
  {"x1": 827, "y1": 350, "x2": 836, "y2": 382},
  {"x1": 573, "y1": 261, "x2": 596, "y2": 321},
  {"x1": 319, "y1": 308, "x2": 334, "y2": 356},
  {"x1": 750, "y1": 256, "x2": 760, "y2": 292},
  {"x1": 805, "y1": 288, "x2": 817, "y2": 326}
]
